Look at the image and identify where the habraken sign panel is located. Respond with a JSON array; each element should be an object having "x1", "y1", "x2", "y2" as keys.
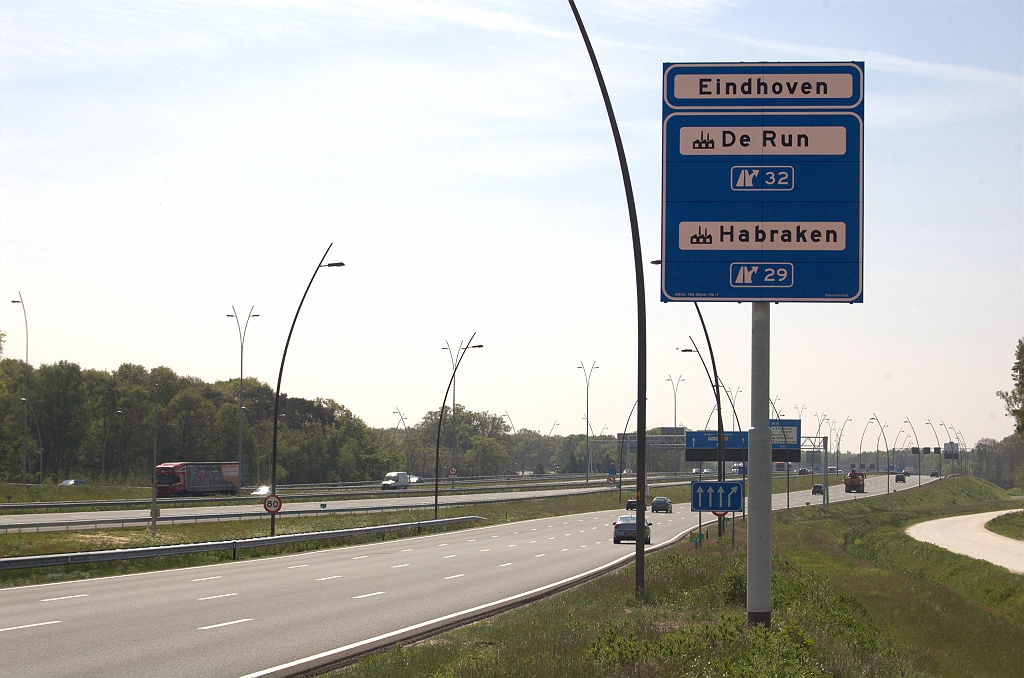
[{"x1": 661, "y1": 62, "x2": 864, "y2": 302}]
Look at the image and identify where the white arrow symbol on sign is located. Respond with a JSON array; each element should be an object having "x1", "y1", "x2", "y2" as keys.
[{"x1": 727, "y1": 486, "x2": 738, "y2": 508}]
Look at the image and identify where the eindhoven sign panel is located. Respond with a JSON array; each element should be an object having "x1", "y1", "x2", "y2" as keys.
[
  {"x1": 685, "y1": 419, "x2": 802, "y2": 463},
  {"x1": 661, "y1": 62, "x2": 864, "y2": 302}
]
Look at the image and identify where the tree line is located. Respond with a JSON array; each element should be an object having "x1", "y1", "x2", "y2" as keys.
[{"x1": 0, "y1": 353, "x2": 633, "y2": 486}]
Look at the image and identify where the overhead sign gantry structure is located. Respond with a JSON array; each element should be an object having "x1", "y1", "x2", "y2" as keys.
[{"x1": 662, "y1": 62, "x2": 864, "y2": 628}]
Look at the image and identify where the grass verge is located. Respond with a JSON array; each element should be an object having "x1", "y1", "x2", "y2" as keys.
[
  {"x1": 986, "y1": 509, "x2": 1024, "y2": 541},
  {"x1": 326, "y1": 476, "x2": 1024, "y2": 678}
]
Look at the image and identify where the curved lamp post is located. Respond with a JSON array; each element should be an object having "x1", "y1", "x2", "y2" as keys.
[
  {"x1": 433, "y1": 333, "x2": 480, "y2": 519},
  {"x1": 269, "y1": 245, "x2": 344, "y2": 536},
  {"x1": 904, "y1": 417, "x2": 920, "y2": 482},
  {"x1": 228, "y1": 306, "x2": 258, "y2": 492},
  {"x1": 242, "y1": 407, "x2": 260, "y2": 485},
  {"x1": 12, "y1": 293, "x2": 29, "y2": 484},
  {"x1": 101, "y1": 408, "x2": 123, "y2": 483},
  {"x1": 666, "y1": 374, "x2": 685, "y2": 429},
  {"x1": 578, "y1": 361, "x2": 598, "y2": 481},
  {"x1": 443, "y1": 341, "x2": 483, "y2": 487},
  {"x1": 568, "y1": 0, "x2": 648, "y2": 598},
  {"x1": 503, "y1": 411, "x2": 520, "y2": 473},
  {"x1": 873, "y1": 413, "x2": 891, "y2": 493},
  {"x1": 394, "y1": 408, "x2": 411, "y2": 472}
]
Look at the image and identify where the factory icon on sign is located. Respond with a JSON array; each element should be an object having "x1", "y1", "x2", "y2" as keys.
[{"x1": 692, "y1": 131, "x2": 715, "y2": 150}]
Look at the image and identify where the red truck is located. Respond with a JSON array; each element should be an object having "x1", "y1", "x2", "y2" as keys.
[{"x1": 155, "y1": 462, "x2": 240, "y2": 498}]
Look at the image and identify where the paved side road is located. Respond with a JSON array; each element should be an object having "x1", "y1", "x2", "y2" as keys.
[{"x1": 906, "y1": 509, "x2": 1024, "y2": 575}]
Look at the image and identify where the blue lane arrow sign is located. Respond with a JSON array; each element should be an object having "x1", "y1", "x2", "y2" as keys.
[{"x1": 690, "y1": 481, "x2": 744, "y2": 512}]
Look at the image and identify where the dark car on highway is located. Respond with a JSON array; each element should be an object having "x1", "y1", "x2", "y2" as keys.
[
  {"x1": 613, "y1": 515, "x2": 651, "y2": 544},
  {"x1": 896, "y1": 473, "x2": 906, "y2": 482},
  {"x1": 625, "y1": 497, "x2": 645, "y2": 510},
  {"x1": 811, "y1": 484, "x2": 823, "y2": 495},
  {"x1": 651, "y1": 496, "x2": 673, "y2": 513},
  {"x1": 930, "y1": 469, "x2": 939, "y2": 477}
]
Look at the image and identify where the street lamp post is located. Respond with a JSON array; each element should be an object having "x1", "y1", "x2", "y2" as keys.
[
  {"x1": 228, "y1": 306, "x2": 259, "y2": 493},
  {"x1": 926, "y1": 419, "x2": 943, "y2": 482},
  {"x1": 21, "y1": 398, "x2": 44, "y2": 483},
  {"x1": 873, "y1": 414, "x2": 890, "y2": 493},
  {"x1": 904, "y1": 417, "x2": 920, "y2": 482},
  {"x1": 101, "y1": 409, "x2": 123, "y2": 483},
  {"x1": 680, "y1": 307, "x2": 727, "y2": 539},
  {"x1": 444, "y1": 341, "x2": 483, "y2": 487},
  {"x1": 858, "y1": 417, "x2": 876, "y2": 471},
  {"x1": 151, "y1": 383, "x2": 159, "y2": 537},
  {"x1": 394, "y1": 408, "x2": 411, "y2": 472},
  {"x1": 269, "y1": 246, "x2": 344, "y2": 536},
  {"x1": 578, "y1": 361, "x2": 598, "y2": 481},
  {"x1": 503, "y1": 411, "x2": 520, "y2": 473},
  {"x1": 666, "y1": 374, "x2": 684, "y2": 429},
  {"x1": 434, "y1": 333, "x2": 481, "y2": 519},
  {"x1": 242, "y1": 407, "x2": 260, "y2": 485},
  {"x1": 11, "y1": 293, "x2": 29, "y2": 485}
]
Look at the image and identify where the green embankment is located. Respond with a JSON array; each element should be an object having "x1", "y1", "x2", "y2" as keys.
[
  {"x1": 328, "y1": 477, "x2": 1024, "y2": 678},
  {"x1": 986, "y1": 509, "x2": 1024, "y2": 541}
]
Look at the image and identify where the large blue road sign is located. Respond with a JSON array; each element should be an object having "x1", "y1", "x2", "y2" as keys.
[
  {"x1": 661, "y1": 63, "x2": 864, "y2": 302},
  {"x1": 691, "y1": 481, "x2": 744, "y2": 512}
]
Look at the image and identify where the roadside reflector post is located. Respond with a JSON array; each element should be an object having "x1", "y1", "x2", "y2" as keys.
[{"x1": 747, "y1": 301, "x2": 772, "y2": 628}]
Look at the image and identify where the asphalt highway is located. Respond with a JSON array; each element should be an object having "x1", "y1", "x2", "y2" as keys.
[
  {"x1": 0, "y1": 485, "x2": 613, "y2": 532},
  {"x1": 906, "y1": 508, "x2": 1024, "y2": 574},
  {"x1": 1, "y1": 473, "x2": 932, "y2": 678}
]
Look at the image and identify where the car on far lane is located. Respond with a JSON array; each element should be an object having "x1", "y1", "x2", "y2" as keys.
[
  {"x1": 625, "y1": 497, "x2": 645, "y2": 510},
  {"x1": 58, "y1": 479, "x2": 86, "y2": 487},
  {"x1": 613, "y1": 515, "x2": 651, "y2": 544},
  {"x1": 895, "y1": 473, "x2": 906, "y2": 483},
  {"x1": 811, "y1": 484, "x2": 823, "y2": 495},
  {"x1": 651, "y1": 497, "x2": 673, "y2": 513},
  {"x1": 930, "y1": 469, "x2": 939, "y2": 477},
  {"x1": 798, "y1": 468, "x2": 809, "y2": 475}
]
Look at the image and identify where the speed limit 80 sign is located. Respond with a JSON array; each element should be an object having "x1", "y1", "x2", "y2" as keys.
[{"x1": 263, "y1": 494, "x2": 282, "y2": 514}]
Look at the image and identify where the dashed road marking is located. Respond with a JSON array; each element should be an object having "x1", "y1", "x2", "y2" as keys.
[
  {"x1": 316, "y1": 576, "x2": 343, "y2": 581},
  {"x1": 192, "y1": 576, "x2": 222, "y2": 582},
  {"x1": 444, "y1": 574, "x2": 465, "y2": 580},
  {"x1": 1, "y1": 621, "x2": 61, "y2": 632},
  {"x1": 353, "y1": 592, "x2": 385, "y2": 599},
  {"x1": 40, "y1": 594, "x2": 88, "y2": 602},
  {"x1": 198, "y1": 618, "x2": 251, "y2": 630},
  {"x1": 198, "y1": 593, "x2": 237, "y2": 601}
]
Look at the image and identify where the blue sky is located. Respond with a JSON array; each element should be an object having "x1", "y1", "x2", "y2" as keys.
[{"x1": 2, "y1": 1, "x2": 1021, "y2": 452}]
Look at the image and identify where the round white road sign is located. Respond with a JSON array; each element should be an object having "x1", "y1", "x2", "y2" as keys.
[
  {"x1": 263, "y1": 494, "x2": 282, "y2": 514},
  {"x1": 448, "y1": 466, "x2": 457, "y2": 477}
]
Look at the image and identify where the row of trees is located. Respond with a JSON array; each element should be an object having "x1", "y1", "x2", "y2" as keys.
[{"x1": 0, "y1": 354, "x2": 632, "y2": 486}]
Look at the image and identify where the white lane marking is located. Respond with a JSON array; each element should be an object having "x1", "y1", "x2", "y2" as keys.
[
  {"x1": 353, "y1": 592, "x2": 385, "y2": 599},
  {"x1": 444, "y1": 574, "x2": 465, "y2": 580},
  {"x1": 468, "y1": 539, "x2": 476, "y2": 542},
  {"x1": 479, "y1": 549, "x2": 490, "y2": 552},
  {"x1": 491, "y1": 535, "x2": 498, "y2": 538},
  {"x1": 401, "y1": 549, "x2": 413, "y2": 552},
  {"x1": 531, "y1": 528, "x2": 537, "y2": 531},
  {"x1": 512, "y1": 531, "x2": 519, "y2": 535},
  {"x1": 198, "y1": 593, "x2": 238, "y2": 601},
  {"x1": 234, "y1": 548, "x2": 655, "y2": 678},
  {"x1": 535, "y1": 553, "x2": 545, "y2": 558},
  {"x1": 562, "y1": 522, "x2": 568, "y2": 525},
  {"x1": 564, "y1": 534, "x2": 570, "y2": 536},
  {"x1": 443, "y1": 555, "x2": 456, "y2": 559},
  {"x1": 192, "y1": 576, "x2": 222, "y2": 582},
  {"x1": 392, "y1": 564, "x2": 409, "y2": 569},
  {"x1": 198, "y1": 618, "x2": 252, "y2": 630},
  {"x1": 438, "y1": 543, "x2": 448, "y2": 547},
  {"x1": 316, "y1": 576, "x2": 343, "y2": 581},
  {"x1": 580, "y1": 545, "x2": 587, "y2": 548},
  {"x1": 508, "y1": 544, "x2": 517, "y2": 548},
  {"x1": 548, "y1": 537, "x2": 555, "y2": 540},
  {"x1": 1, "y1": 620, "x2": 61, "y2": 632},
  {"x1": 352, "y1": 556, "x2": 368, "y2": 560},
  {"x1": 287, "y1": 565, "x2": 308, "y2": 569},
  {"x1": 561, "y1": 548, "x2": 569, "y2": 552},
  {"x1": 499, "y1": 562, "x2": 513, "y2": 567},
  {"x1": 40, "y1": 594, "x2": 88, "y2": 602}
]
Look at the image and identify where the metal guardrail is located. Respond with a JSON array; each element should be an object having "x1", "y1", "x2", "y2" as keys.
[
  {"x1": 0, "y1": 485, "x2": 618, "y2": 533},
  {"x1": 0, "y1": 516, "x2": 483, "y2": 570}
]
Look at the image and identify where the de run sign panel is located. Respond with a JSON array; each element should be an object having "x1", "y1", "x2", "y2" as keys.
[{"x1": 661, "y1": 62, "x2": 864, "y2": 302}]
